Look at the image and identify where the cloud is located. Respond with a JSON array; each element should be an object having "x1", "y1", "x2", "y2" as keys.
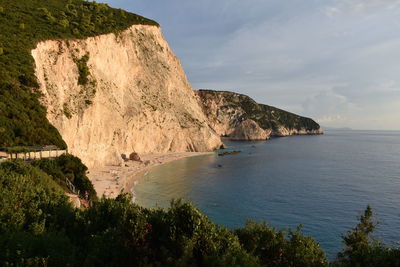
[
  {"x1": 318, "y1": 115, "x2": 343, "y2": 124},
  {"x1": 324, "y1": 6, "x2": 342, "y2": 18},
  {"x1": 301, "y1": 89, "x2": 356, "y2": 125},
  {"x1": 327, "y1": 0, "x2": 400, "y2": 15}
]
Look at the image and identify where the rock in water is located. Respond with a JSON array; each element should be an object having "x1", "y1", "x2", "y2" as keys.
[{"x1": 218, "y1": 150, "x2": 241, "y2": 156}]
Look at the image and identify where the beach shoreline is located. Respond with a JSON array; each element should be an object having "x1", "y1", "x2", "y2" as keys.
[{"x1": 87, "y1": 152, "x2": 214, "y2": 199}]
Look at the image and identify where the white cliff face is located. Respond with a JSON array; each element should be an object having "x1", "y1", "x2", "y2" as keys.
[
  {"x1": 195, "y1": 90, "x2": 245, "y2": 137},
  {"x1": 32, "y1": 25, "x2": 222, "y2": 168},
  {"x1": 273, "y1": 126, "x2": 323, "y2": 137}
]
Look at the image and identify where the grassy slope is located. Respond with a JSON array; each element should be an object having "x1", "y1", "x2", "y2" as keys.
[
  {"x1": 199, "y1": 89, "x2": 321, "y2": 132},
  {"x1": 0, "y1": 0, "x2": 158, "y2": 148}
]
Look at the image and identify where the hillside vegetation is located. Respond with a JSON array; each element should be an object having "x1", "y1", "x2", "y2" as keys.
[{"x1": 0, "y1": 0, "x2": 158, "y2": 148}]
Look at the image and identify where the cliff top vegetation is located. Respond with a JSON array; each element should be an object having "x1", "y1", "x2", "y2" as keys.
[{"x1": 0, "y1": 0, "x2": 158, "y2": 148}]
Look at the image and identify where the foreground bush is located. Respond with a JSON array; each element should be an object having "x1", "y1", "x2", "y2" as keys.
[
  {"x1": 0, "y1": 163, "x2": 399, "y2": 266},
  {"x1": 32, "y1": 154, "x2": 97, "y2": 202},
  {"x1": 235, "y1": 222, "x2": 328, "y2": 266}
]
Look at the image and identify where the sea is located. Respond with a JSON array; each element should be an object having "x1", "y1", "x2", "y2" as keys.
[{"x1": 133, "y1": 130, "x2": 400, "y2": 259}]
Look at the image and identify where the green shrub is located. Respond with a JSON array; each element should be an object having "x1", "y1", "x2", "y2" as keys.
[
  {"x1": 235, "y1": 221, "x2": 328, "y2": 266},
  {"x1": 59, "y1": 19, "x2": 69, "y2": 28},
  {"x1": 79, "y1": 197, "x2": 259, "y2": 266},
  {"x1": 32, "y1": 154, "x2": 97, "y2": 202},
  {"x1": 74, "y1": 53, "x2": 90, "y2": 86},
  {"x1": 0, "y1": 161, "x2": 71, "y2": 235}
]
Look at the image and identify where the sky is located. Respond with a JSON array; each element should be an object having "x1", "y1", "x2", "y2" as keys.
[{"x1": 106, "y1": 0, "x2": 400, "y2": 130}]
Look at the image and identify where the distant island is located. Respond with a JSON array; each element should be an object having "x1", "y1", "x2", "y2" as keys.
[{"x1": 322, "y1": 126, "x2": 353, "y2": 131}]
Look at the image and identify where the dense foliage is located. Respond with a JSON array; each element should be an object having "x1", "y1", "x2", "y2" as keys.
[
  {"x1": 0, "y1": 0, "x2": 158, "y2": 148},
  {"x1": 0, "y1": 162, "x2": 70, "y2": 236},
  {"x1": 0, "y1": 156, "x2": 96, "y2": 203},
  {"x1": 235, "y1": 222, "x2": 328, "y2": 266},
  {"x1": 0, "y1": 161, "x2": 399, "y2": 266},
  {"x1": 31, "y1": 154, "x2": 97, "y2": 202},
  {"x1": 73, "y1": 53, "x2": 91, "y2": 86},
  {"x1": 0, "y1": 83, "x2": 67, "y2": 148}
]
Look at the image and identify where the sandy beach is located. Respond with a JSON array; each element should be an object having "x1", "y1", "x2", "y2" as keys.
[{"x1": 87, "y1": 152, "x2": 213, "y2": 199}]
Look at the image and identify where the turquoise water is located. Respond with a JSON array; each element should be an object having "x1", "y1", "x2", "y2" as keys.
[{"x1": 133, "y1": 130, "x2": 400, "y2": 259}]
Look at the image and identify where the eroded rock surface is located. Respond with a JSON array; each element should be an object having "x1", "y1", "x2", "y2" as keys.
[
  {"x1": 230, "y1": 119, "x2": 271, "y2": 140},
  {"x1": 32, "y1": 25, "x2": 222, "y2": 168}
]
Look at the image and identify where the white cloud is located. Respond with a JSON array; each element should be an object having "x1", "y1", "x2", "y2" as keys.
[
  {"x1": 327, "y1": 0, "x2": 400, "y2": 14},
  {"x1": 324, "y1": 6, "x2": 342, "y2": 17},
  {"x1": 318, "y1": 115, "x2": 344, "y2": 124},
  {"x1": 301, "y1": 89, "x2": 356, "y2": 126}
]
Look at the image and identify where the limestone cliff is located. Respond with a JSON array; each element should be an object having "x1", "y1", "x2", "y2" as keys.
[
  {"x1": 196, "y1": 90, "x2": 323, "y2": 140},
  {"x1": 32, "y1": 25, "x2": 222, "y2": 168}
]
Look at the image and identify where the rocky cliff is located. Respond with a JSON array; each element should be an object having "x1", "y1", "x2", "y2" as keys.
[
  {"x1": 32, "y1": 25, "x2": 222, "y2": 168},
  {"x1": 196, "y1": 90, "x2": 323, "y2": 140}
]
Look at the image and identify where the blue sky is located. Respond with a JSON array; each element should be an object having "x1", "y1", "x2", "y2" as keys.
[{"x1": 106, "y1": 0, "x2": 400, "y2": 130}]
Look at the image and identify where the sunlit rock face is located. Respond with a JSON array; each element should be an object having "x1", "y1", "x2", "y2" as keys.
[{"x1": 32, "y1": 25, "x2": 222, "y2": 168}]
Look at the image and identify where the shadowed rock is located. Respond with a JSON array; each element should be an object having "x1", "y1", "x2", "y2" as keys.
[{"x1": 129, "y1": 152, "x2": 141, "y2": 162}]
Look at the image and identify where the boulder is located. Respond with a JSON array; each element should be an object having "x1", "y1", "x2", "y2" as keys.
[
  {"x1": 67, "y1": 194, "x2": 81, "y2": 209},
  {"x1": 129, "y1": 152, "x2": 141, "y2": 162},
  {"x1": 229, "y1": 119, "x2": 271, "y2": 140}
]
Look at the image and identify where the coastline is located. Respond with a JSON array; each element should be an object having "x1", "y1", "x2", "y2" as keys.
[{"x1": 87, "y1": 152, "x2": 214, "y2": 199}]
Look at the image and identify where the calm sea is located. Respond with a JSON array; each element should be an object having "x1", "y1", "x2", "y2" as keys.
[{"x1": 133, "y1": 130, "x2": 400, "y2": 259}]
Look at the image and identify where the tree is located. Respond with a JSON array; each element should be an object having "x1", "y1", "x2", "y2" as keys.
[
  {"x1": 335, "y1": 205, "x2": 399, "y2": 266},
  {"x1": 341, "y1": 205, "x2": 375, "y2": 254},
  {"x1": 37, "y1": 7, "x2": 55, "y2": 22},
  {"x1": 59, "y1": 19, "x2": 69, "y2": 28}
]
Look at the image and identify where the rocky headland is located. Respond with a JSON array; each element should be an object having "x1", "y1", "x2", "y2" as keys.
[{"x1": 196, "y1": 89, "x2": 323, "y2": 141}]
